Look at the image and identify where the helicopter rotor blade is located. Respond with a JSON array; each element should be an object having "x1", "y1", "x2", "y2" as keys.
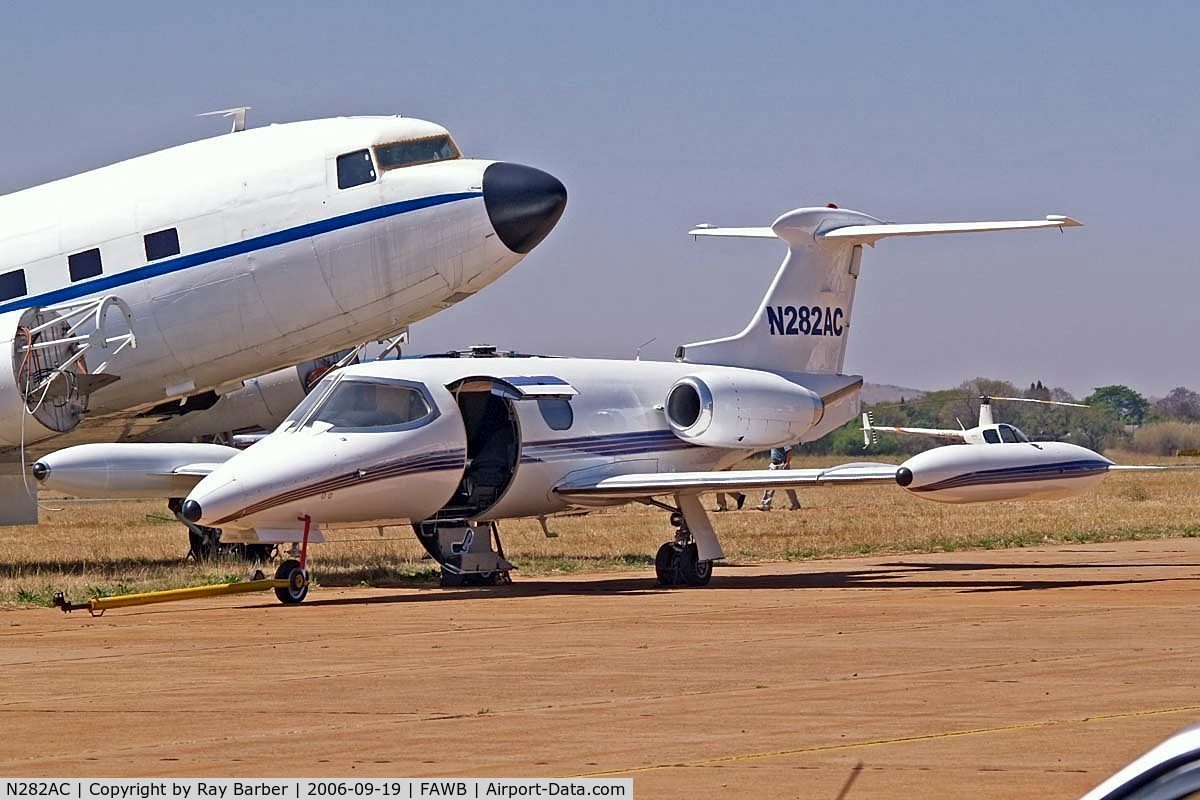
[{"x1": 986, "y1": 395, "x2": 1090, "y2": 408}]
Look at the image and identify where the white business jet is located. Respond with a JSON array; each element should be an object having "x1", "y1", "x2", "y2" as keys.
[
  {"x1": 0, "y1": 113, "x2": 567, "y2": 523},
  {"x1": 42, "y1": 204, "x2": 1125, "y2": 600},
  {"x1": 862, "y1": 395, "x2": 1090, "y2": 447}
]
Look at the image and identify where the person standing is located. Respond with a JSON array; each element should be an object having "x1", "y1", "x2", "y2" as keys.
[
  {"x1": 714, "y1": 490, "x2": 746, "y2": 512},
  {"x1": 758, "y1": 445, "x2": 802, "y2": 511}
]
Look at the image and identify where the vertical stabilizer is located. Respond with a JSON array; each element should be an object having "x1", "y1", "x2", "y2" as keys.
[
  {"x1": 676, "y1": 207, "x2": 1081, "y2": 375},
  {"x1": 677, "y1": 208, "x2": 879, "y2": 374}
]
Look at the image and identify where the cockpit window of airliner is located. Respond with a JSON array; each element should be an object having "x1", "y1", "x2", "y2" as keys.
[
  {"x1": 374, "y1": 136, "x2": 460, "y2": 170},
  {"x1": 336, "y1": 149, "x2": 377, "y2": 189},
  {"x1": 309, "y1": 379, "x2": 433, "y2": 430}
]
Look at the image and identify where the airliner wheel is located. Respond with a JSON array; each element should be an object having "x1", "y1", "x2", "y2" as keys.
[
  {"x1": 655, "y1": 542, "x2": 678, "y2": 586},
  {"x1": 678, "y1": 543, "x2": 713, "y2": 587},
  {"x1": 274, "y1": 559, "x2": 309, "y2": 604}
]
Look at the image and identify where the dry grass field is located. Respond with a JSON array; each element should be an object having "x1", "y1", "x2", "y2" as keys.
[{"x1": 2, "y1": 451, "x2": 1199, "y2": 607}]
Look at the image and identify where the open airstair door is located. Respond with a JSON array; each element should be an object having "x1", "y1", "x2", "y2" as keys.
[
  {"x1": 431, "y1": 378, "x2": 524, "y2": 522},
  {"x1": 415, "y1": 376, "x2": 529, "y2": 586}
]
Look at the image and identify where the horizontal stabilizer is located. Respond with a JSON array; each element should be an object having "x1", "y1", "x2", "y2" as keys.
[
  {"x1": 820, "y1": 215, "x2": 1083, "y2": 246},
  {"x1": 688, "y1": 225, "x2": 776, "y2": 239}
]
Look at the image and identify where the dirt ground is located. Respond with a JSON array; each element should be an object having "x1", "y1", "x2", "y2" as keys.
[{"x1": 2, "y1": 539, "x2": 1199, "y2": 799}]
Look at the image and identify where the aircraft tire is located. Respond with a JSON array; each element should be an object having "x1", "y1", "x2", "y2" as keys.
[
  {"x1": 679, "y1": 544, "x2": 712, "y2": 587},
  {"x1": 274, "y1": 559, "x2": 309, "y2": 604},
  {"x1": 655, "y1": 542, "x2": 679, "y2": 586}
]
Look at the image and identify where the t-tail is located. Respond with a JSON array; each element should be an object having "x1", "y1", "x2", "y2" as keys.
[
  {"x1": 674, "y1": 205, "x2": 1081, "y2": 442},
  {"x1": 675, "y1": 206, "x2": 1082, "y2": 375}
]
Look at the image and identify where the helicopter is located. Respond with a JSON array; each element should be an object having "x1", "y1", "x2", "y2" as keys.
[{"x1": 862, "y1": 395, "x2": 1090, "y2": 448}]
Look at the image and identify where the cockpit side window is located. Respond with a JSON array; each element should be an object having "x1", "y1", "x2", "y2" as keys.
[
  {"x1": 998, "y1": 425, "x2": 1019, "y2": 443},
  {"x1": 374, "y1": 135, "x2": 460, "y2": 171},
  {"x1": 308, "y1": 379, "x2": 434, "y2": 430},
  {"x1": 983, "y1": 428, "x2": 1001, "y2": 444},
  {"x1": 336, "y1": 149, "x2": 377, "y2": 189}
]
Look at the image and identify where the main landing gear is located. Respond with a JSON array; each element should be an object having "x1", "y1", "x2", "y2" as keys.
[{"x1": 654, "y1": 510, "x2": 714, "y2": 587}]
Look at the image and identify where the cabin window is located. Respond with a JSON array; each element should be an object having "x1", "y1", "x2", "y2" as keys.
[
  {"x1": 309, "y1": 378, "x2": 433, "y2": 430},
  {"x1": 336, "y1": 149, "x2": 377, "y2": 189},
  {"x1": 374, "y1": 135, "x2": 460, "y2": 171},
  {"x1": 983, "y1": 428, "x2": 1001, "y2": 444},
  {"x1": 999, "y1": 425, "x2": 1019, "y2": 443},
  {"x1": 537, "y1": 397, "x2": 574, "y2": 431},
  {"x1": 68, "y1": 248, "x2": 102, "y2": 283},
  {"x1": 0, "y1": 269, "x2": 26, "y2": 301},
  {"x1": 144, "y1": 228, "x2": 180, "y2": 261}
]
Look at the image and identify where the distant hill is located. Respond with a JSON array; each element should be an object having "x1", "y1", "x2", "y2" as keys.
[{"x1": 861, "y1": 383, "x2": 926, "y2": 405}]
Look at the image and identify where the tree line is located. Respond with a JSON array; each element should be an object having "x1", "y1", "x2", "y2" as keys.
[{"x1": 799, "y1": 380, "x2": 1200, "y2": 457}]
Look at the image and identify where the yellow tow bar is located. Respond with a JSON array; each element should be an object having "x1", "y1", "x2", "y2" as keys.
[
  {"x1": 55, "y1": 516, "x2": 315, "y2": 616},
  {"x1": 53, "y1": 564, "x2": 310, "y2": 616}
]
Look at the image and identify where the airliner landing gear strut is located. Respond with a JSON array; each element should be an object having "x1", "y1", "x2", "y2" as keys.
[{"x1": 652, "y1": 494, "x2": 722, "y2": 587}]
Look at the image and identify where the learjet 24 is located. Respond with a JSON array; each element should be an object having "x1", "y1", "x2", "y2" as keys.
[{"x1": 42, "y1": 204, "x2": 1162, "y2": 601}]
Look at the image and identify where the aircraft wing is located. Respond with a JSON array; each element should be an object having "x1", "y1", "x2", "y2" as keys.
[
  {"x1": 555, "y1": 462, "x2": 899, "y2": 502},
  {"x1": 169, "y1": 463, "x2": 227, "y2": 478}
]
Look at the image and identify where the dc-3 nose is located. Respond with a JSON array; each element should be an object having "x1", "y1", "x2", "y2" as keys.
[{"x1": 482, "y1": 162, "x2": 567, "y2": 254}]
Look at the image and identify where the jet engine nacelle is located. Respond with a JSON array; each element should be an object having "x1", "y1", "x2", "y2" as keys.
[
  {"x1": 664, "y1": 368, "x2": 823, "y2": 449},
  {"x1": 895, "y1": 441, "x2": 1113, "y2": 503}
]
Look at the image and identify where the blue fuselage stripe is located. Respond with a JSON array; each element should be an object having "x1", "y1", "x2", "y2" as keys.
[
  {"x1": 0, "y1": 191, "x2": 483, "y2": 314},
  {"x1": 913, "y1": 459, "x2": 1110, "y2": 492}
]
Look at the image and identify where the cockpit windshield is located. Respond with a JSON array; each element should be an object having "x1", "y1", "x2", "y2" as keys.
[
  {"x1": 278, "y1": 376, "x2": 337, "y2": 433},
  {"x1": 997, "y1": 424, "x2": 1030, "y2": 443},
  {"x1": 374, "y1": 135, "x2": 459, "y2": 171},
  {"x1": 311, "y1": 379, "x2": 433, "y2": 429},
  {"x1": 279, "y1": 377, "x2": 434, "y2": 432}
]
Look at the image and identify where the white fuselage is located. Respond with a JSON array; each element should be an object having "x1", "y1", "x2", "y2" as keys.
[
  {"x1": 189, "y1": 358, "x2": 766, "y2": 531},
  {"x1": 0, "y1": 116, "x2": 564, "y2": 449}
]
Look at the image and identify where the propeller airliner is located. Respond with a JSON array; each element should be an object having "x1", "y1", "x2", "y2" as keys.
[{"x1": 0, "y1": 112, "x2": 567, "y2": 525}]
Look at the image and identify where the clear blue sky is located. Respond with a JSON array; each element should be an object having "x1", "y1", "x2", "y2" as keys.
[{"x1": 2, "y1": 1, "x2": 1197, "y2": 397}]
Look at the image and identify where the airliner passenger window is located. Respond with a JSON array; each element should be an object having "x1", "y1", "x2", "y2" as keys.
[
  {"x1": 999, "y1": 425, "x2": 1019, "y2": 443},
  {"x1": 336, "y1": 150, "x2": 377, "y2": 189},
  {"x1": 537, "y1": 397, "x2": 574, "y2": 431},
  {"x1": 68, "y1": 248, "x2": 102, "y2": 282},
  {"x1": 0, "y1": 269, "x2": 26, "y2": 301},
  {"x1": 374, "y1": 136, "x2": 460, "y2": 171},
  {"x1": 983, "y1": 429, "x2": 1001, "y2": 444},
  {"x1": 144, "y1": 228, "x2": 180, "y2": 261},
  {"x1": 310, "y1": 380, "x2": 432, "y2": 429}
]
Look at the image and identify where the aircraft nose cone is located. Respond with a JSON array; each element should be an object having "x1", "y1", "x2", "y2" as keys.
[
  {"x1": 31, "y1": 462, "x2": 50, "y2": 482},
  {"x1": 482, "y1": 162, "x2": 567, "y2": 254},
  {"x1": 181, "y1": 499, "x2": 203, "y2": 523}
]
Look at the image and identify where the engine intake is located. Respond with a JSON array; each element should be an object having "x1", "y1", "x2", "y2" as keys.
[{"x1": 664, "y1": 369, "x2": 823, "y2": 449}]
